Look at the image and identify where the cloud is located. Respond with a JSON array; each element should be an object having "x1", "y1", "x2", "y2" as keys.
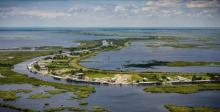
[
  {"x1": 194, "y1": 8, "x2": 218, "y2": 17},
  {"x1": 146, "y1": 1, "x2": 154, "y2": 6},
  {"x1": 68, "y1": 7, "x2": 89, "y2": 13},
  {"x1": 141, "y1": 6, "x2": 158, "y2": 12},
  {"x1": 144, "y1": 0, "x2": 220, "y2": 9},
  {"x1": 0, "y1": 7, "x2": 70, "y2": 18},
  {"x1": 67, "y1": 5, "x2": 105, "y2": 15},
  {"x1": 114, "y1": 5, "x2": 127, "y2": 13},
  {"x1": 94, "y1": 6, "x2": 105, "y2": 12},
  {"x1": 0, "y1": 0, "x2": 219, "y2": 27},
  {"x1": 186, "y1": 0, "x2": 220, "y2": 8},
  {"x1": 126, "y1": 0, "x2": 182, "y2": 15},
  {"x1": 160, "y1": 9, "x2": 183, "y2": 16},
  {"x1": 0, "y1": 1, "x2": 219, "y2": 21},
  {"x1": 128, "y1": 0, "x2": 219, "y2": 17},
  {"x1": 145, "y1": 0, "x2": 181, "y2": 8},
  {"x1": 16, "y1": 10, "x2": 70, "y2": 18}
]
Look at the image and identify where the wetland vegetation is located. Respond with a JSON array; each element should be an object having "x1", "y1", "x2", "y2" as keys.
[
  {"x1": 165, "y1": 104, "x2": 220, "y2": 112},
  {"x1": 29, "y1": 93, "x2": 51, "y2": 99},
  {"x1": 0, "y1": 103, "x2": 34, "y2": 112},
  {"x1": 144, "y1": 83, "x2": 220, "y2": 94},
  {"x1": 0, "y1": 89, "x2": 32, "y2": 101},
  {"x1": 124, "y1": 60, "x2": 220, "y2": 68},
  {"x1": 44, "y1": 106, "x2": 108, "y2": 112},
  {"x1": 0, "y1": 51, "x2": 97, "y2": 111},
  {"x1": 0, "y1": 102, "x2": 108, "y2": 112},
  {"x1": 46, "y1": 89, "x2": 67, "y2": 95}
]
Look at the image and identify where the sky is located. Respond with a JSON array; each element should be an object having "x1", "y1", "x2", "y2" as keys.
[{"x1": 0, "y1": 0, "x2": 220, "y2": 27}]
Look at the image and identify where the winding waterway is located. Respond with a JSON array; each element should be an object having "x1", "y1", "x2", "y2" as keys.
[{"x1": 10, "y1": 56, "x2": 220, "y2": 112}]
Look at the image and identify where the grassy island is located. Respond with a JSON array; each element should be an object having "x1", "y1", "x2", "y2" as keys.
[
  {"x1": 46, "y1": 89, "x2": 67, "y2": 95},
  {"x1": 0, "y1": 89, "x2": 31, "y2": 101},
  {"x1": 165, "y1": 104, "x2": 220, "y2": 112},
  {"x1": 29, "y1": 93, "x2": 51, "y2": 99},
  {"x1": 0, "y1": 103, "x2": 35, "y2": 112},
  {"x1": 144, "y1": 83, "x2": 220, "y2": 94},
  {"x1": 44, "y1": 106, "x2": 108, "y2": 112},
  {"x1": 79, "y1": 101, "x2": 88, "y2": 106},
  {"x1": 124, "y1": 60, "x2": 220, "y2": 68}
]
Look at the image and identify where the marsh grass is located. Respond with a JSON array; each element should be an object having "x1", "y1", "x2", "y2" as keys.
[
  {"x1": 46, "y1": 89, "x2": 67, "y2": 95},
  {"x1": 0, "y1": 90, "x2": 19, "y2": 101},
  {"x1": 0, "y1": 89, "x2": 32, "y2": 101},
  {"x1": 167, "y1": 61, "x2": 220, "y2": 67},
  {"x1": 124, "y1": 61, "x2": 220, "y2": 68},
  {"x1": 74, "y1": 91, "x2": 90, "y2": 99},
  {"x1": 165, "y1": 104, "x2": 220, "y2": 112},
  {"x1": 44, "y1": 106, "x2": 108, "y2": 112},
  {"x1": 79, "y1": 101, "x2": 88, "y2": 106},
  {"x1": 29, "y1": 93, "x2": 51, "y2": 99},
  {"x1": 0, "y1": 103, "x2": 35, "y2": 112},
  {"x1": 144, "y1": 83, "x2": 220, "y2": 94},
  {"x1": 44, "y1": 106, "x2": 88, "y2": 112},
  {"x1": 92, "y1": 106, "x2": 109, "y2": 112}
]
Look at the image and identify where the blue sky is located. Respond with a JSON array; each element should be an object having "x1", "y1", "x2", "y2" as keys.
[{"x1": 0, "y1": 0, "x2": 220, "y2": 27}]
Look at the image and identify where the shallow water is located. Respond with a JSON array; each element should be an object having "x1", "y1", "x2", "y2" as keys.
[
  {"x1": 0, "y1": 84, "x2": 80, "y2": 111},
  {"x1": 0, "y1": 107, "x2": 18, "y2": 112},
  {"x1": 81, "y1": 41, "x2": 220, "y2": 73},
  {"x1": 86, "y1": 86, "x2": 220, "y2": 112},
  {"x1": 6, "y1": 57, "x2": 220, "y2": 112}
]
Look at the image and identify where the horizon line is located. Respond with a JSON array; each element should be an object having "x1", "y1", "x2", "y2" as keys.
[{"x1": 0, "y1": 26, "x2": 220, "y2": 29}]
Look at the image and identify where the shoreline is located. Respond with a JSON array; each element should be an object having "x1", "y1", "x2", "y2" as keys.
[
  {"x1": 26, "y1": 55, "x2": 220, "y2": 86},
  {"x1": 22, "y1": 38, "x2": 220, "y2": 86}
]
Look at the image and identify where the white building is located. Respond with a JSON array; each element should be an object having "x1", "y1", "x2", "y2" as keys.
[
  {"x1": 102, "y1": 40, "x2": 113, "y2": 47},
  {"x1": 102, "y1": 40, "x2": 109, "y2": 46}
]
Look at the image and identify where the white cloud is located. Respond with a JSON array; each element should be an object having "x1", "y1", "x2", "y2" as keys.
[
  {"x1": 145, "y1": 0, "x2": 181, "y2": 8},
  {"x1": 160, "y1": 9, "x2": 183, "y2": 16},
  {"x1": 0, "y1": 7, "x2": 70, "y2": 18},
  {"x1": 131, "y1": 0, "x2": 219, "y2": 17},
  {"x1": 146, "y1": 1, "x2": 154, "y2": 6},
  {"x1": 128, "y1": 0, "x2": 182, "y2": 15},
  {"x1": 94, "y1": 6, "x2": 105, "y2": 12},
  {"x1": 141, "y1": 6, "x2": 158, "y2": 12},
  {"x1": 16, "y1": 10, "x2": 70, "y2": 18},
  {"x1": 114, "y1": 5, "x2": 127, "y2": 13},
  {"x1": 0, "y1": 1, "x2": 219, "y2": 23},
  {"x1": 186, "y1": 0, "x2": 220, "y2": 8},
  {"x1": 68, "y1": 7, "x2": 89, "y2": 13},
  {"x1": 194, "y1": 9, "x2": 218, "y2": 17}
]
